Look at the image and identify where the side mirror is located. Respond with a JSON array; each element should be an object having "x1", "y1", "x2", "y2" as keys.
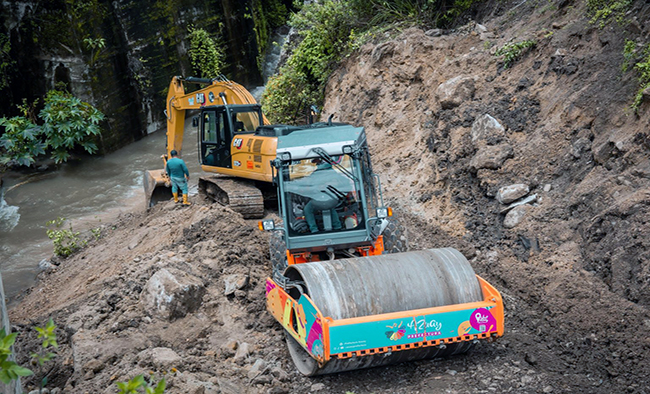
[{"x1": 192, "y1": 116, "x2": 199, "y2": 127}]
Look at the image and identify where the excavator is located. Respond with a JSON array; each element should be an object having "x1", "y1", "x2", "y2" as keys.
[
  {"x1": 259, "y1": 121, "x2": 505, "y2": 375},
  {"x1": 144, "y1": 75, "x2": 277, "y2": 217},
  {"x1": 146, "y1": 75, "x2": 504, "y2": 375}
]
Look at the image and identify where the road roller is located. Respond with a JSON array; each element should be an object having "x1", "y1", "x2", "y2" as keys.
[{"x1": 259, "y1": 121, "x2": 504, "y2": 375}]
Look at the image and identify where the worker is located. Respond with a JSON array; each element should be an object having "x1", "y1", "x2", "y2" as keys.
[
  {"x1": 303, "y1": 159, "x2": 342, "y2": 233},
  {"x1": 165, "y1": 150, "x2": 191, "y2": 205}
]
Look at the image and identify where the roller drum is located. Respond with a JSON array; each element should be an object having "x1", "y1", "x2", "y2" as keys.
[{"x1": 284, "y1": 248, "x2": 483, "y2": 375}]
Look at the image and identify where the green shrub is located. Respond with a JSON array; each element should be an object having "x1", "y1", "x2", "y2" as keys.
[
  {"x1": 494, "y1": 40, "x2": 537, "y2": 69},
  {"x1": 262, "y1": 1, "x2": 355, "y2": 123},
  {"x1": 116, "y1": 375, "x2": 166, "y2": 394},
  {"x1": 187, "y1": 26, "x2": 225, "y2": 79},
  {"x1": 46, "y1": 217, "x2": 87, "y2": 258},
  {"x1": 0, "y1": 89, "x2": 104, "y2": 166},
  {"x1": 587, "y1": 0, "x2": 633, "y2": 27},
  {"x1": 631, "y1": 44, "x2": 650, "y2": 111}
]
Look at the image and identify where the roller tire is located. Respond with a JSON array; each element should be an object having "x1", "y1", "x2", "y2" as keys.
[
  {"x1": 382, "y1": 216, "x2": 408, "y2": 254},
  {"x1": 269, "y1": 230, "x2": 287, "y2": 270}
]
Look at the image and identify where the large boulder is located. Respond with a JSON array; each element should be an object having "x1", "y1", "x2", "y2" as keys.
[
  {"x1": 471, "y1": 114, "x2": 506, "y2": 146},
  {"x1": 436, "y1": 76, "x2": 476, "y2": 109},
  {"x1": 470, "y1": 144, "x2": 514, "y2": 171},
  {"x1": 140, "y1": 268, "x2": 205, "y2": 320},
  {"x1": 497, "y1": 184, "x2": 530, "y2": 204}
]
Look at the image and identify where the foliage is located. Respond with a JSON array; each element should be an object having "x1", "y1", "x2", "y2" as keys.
[
  {"x1": 40, "y1": 89, "x2": 104, "y2": 163},
  {"x1": 0, "y1": 33, "x2": 15, "y2": 91},
  {"x1": 262, "y1": 1, "x2": 356, "y2": 123},
  {"x1": 83, "y1": 37, "x2": 106, "y2": 67},
  {"x1": 587, "y1": 0, "x2": 633, "y2": 27},
  {"x1": 116, "y1": 375, "x2": 166, "y2": 394},
  {"x1": 0, "y1": 329, "x2": 33, "y2": 384},
  {"x1": 347, "y1": 0, "x2": 483, "y2": 28},
  {"x1": 494, "y1": 40, "x2": 537, "y2": 69},
  {"x1": 46, "y1": 217, "x2": 87, "y2": 258},
  {"x1": 187, "y1": 26, "x2": 225, "y2": 79},
  {"x1": 631, "y1": 44, "x2": 650, "y2": 111},
  {"x1": 0, "y1": 116, "x2": 46, "y2": 166},
  {"x1": 0, "y1": 89, "x2": 104, "y2": 166},
  {"x1": 29, "y1": 319, "x2": 58, "y2": 392},
  {"x1": 622, "y1": 39, "x2": 636, "y2": 72}
]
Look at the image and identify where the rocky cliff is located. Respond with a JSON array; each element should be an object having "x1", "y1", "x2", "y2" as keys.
[{"x1": 0, "y1": 0, "x2": 291, "y2": 153}]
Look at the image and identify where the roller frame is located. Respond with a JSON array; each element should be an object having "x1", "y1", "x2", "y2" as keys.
[{"x1": 265, "y1": 275, "x2": 504, "y2": 369}]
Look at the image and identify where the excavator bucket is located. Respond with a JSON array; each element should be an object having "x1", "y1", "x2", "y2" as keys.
[
  {"x1": 266, "y1": 248, "x2": 504, "y2": 375},
  {"x1": 143, "y1": 169, "x2": 172, "y2": 208}
]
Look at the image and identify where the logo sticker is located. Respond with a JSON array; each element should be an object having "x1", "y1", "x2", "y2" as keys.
[
  {"x1": 196, "y1": 93, "x2": 205, "y2": 104},
  {"x1": 246, "y1": 161, "x2": 253, "y2": 169},
  {"x1": 234, "y1": 161, "x2": 241, "y2": 167},
  {"x1": 188, "y1": 98, "x2": 194, "y2": 106},
  {"x1": 208, "y1": 92, "x2": 215, "y2": 103},
  {"x1": 470, "y1": 308, "x2": 497, "y2": 333},
  {"x1": 233, "y1": 138, "x2": 243, "y2": 149}
]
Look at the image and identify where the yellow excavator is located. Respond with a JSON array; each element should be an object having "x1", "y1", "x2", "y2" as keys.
[{"x1": 144, "y1": 75, "x2": 278, "y2": 217}]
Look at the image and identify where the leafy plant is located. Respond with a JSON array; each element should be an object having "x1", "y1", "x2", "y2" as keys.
[
  {"x1": 0, "y1": 328, "x2": 33, "y2": 384},
  {"x1": 83, "y1": 37, "x2": 106, "y2": 67},
  {"x1": 262, "y1": 0, "x2": 355, "y2": 123},
  {"x1": 46, "y1": 217, "x2": 87, "y2": 258},
  {"x1": 40, "y1": 89, "x2": 104, "y2": 163},
  {"x1": 187, "y1": 26, "x2": 225, "y2": 79},
  {"x1": 622, "y1": 39, "x2": 636, "y2": 72},
  {"x1": 587, "y1": 0, "x2": 633, "y2": 27},
  {"x1": 494, "y1": 40, "x2": 537, "y2": 69},
  {"x1": 29, "y1": 319, "x2": 58, "y2": 393},
  {"x1": 116, "y1": 374, "x2": 166, "y2": 394},
  {"x1": 631, "y1": 44, "x2": 650, "y2": 111},
  {"x1": 0, "y1": 89, "x2": 104, "y2": 166}
]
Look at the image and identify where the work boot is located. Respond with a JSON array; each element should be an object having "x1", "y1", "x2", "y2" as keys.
[
  {"x1": 172, "y1": 192, "x2": 179, "y2": 203},
  {"x1": 182, "y1": 194, "x2": 191, "y2": 206}
]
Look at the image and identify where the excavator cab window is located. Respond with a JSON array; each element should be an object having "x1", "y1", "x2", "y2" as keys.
[{"x1": 199, "y1": 109, "x2": 231, "y2": 168}]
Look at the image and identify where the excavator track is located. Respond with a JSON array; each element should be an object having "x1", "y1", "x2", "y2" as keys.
[{"x1": 198, "y1": 176, "x2": 264, "y2": 219}]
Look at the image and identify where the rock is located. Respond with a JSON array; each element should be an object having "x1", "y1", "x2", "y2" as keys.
[
  {"x1": 224, "y1": 273, "x2": 249, "y2": 296},
  {"x1": 525, "y1": 352, "x2": 538, "y2": 365},
  {"x1": 221, "y1": 340, "x2": 238, "y2": 357},
  {"x1": 447, "y1": 369, "x2": 458, "y2": 375},
  {"x1": 139, "y1": 347, "x2": 182, "y2": 370},
  {"x1": 38, "y1": 259, "x2": 56, "y2": 271},
  {"x1": 247, "y1": 358, "x2": 268, "y2": 380},
  {"x1": 496, "y1": 184, "x2": 530, "y2": 204},
  {"x1": 475, "y1": 23, "x2": 487, "y2": 33},
  {"x1": 218, "y1": 378, "x2": 245, "y2": 394},
  {"x1": 471, "y1": 114, "x2": 506, "y2": 146},
  {"x1": 436, "y1": 76, "x2": 475, "y2": 109},
  {"x1": 270, "y1": 366, "x2": 289, "y2": 382},
  {"x1": 425, "y1": 28, "x2": 442, "y2": 37},
  {"x1": 543, "y1": 386, "x2": 554, "y2": 393},
  {"x1": 592, "y1": 141, "x2": 615, "y2": 164},
  {"x1": 82, "y1": 358, "x2": 104, "y2": 373},
  {"x1": 503, "y1": 205, "x2": 532, "y2": 228},
  {"x1": 311, "y1": 383, "x2": 326, "y2": 391},
  {"x1": 233, "y1": 342, "x2": 251, "y2": 362},
  {"x1": 139, "y1": 268, "x2": 205, "y2": 320},
  {"x1": 572, "y1": 137, "x2": 591, "y2": 158},
  {"x1": 543, "y1": 184, "x2": 552, "y2": 192},
  {"x1": 553, "y1": 48, "x2": 567, "y2": 57},
  {"x1": 470, "y1": 145, "x2": 514, "y2": 171}
]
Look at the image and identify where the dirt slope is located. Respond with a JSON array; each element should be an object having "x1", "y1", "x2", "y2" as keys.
[{"x1": 9, "y1": 0, "x2": 650, "y2": 393}]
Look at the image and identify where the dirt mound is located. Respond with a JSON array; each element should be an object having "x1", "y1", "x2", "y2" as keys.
[{"x1": 8, "y1": 0, "x2": 650, "y2": 393}]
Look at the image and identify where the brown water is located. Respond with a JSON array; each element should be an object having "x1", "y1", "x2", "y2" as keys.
[{"x1": 0, "y1": 123, "x2": 201, "y2": 302}]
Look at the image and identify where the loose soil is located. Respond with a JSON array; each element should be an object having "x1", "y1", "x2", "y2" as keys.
[{"x1": 9, "y1": 0, "x2": 650, "y2": 393}]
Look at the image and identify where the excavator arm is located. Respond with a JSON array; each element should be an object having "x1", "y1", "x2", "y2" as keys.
[{"x1": 165, "y1": 75, "x2": 268, "y2": 157}]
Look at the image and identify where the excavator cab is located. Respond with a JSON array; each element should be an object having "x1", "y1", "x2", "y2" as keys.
[{"x1": 198, "y1": 104, "x2": 264, "y2": 169}]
